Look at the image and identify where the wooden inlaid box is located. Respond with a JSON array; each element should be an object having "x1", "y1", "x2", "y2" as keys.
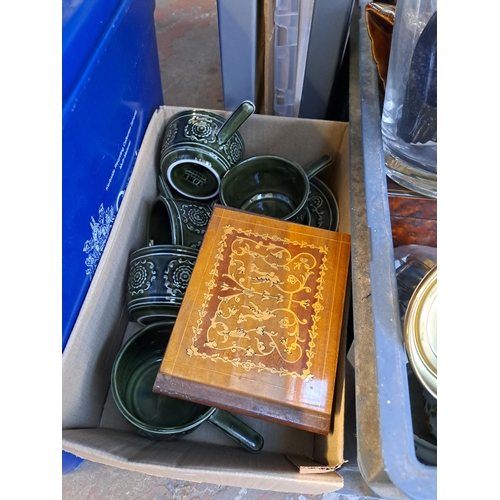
[{"x1": 154, "y1": 205, "x2": 351, "y2": 434}]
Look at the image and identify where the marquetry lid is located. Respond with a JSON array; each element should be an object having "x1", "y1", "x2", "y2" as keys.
[{"x1": 153, "y1": 205, "x2": 351, "y2": 434}]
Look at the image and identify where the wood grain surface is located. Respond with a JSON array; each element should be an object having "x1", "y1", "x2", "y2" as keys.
[
  {"x1": 387, "y1": 179, "x2": 437, "y2": 248},
  {"x1": 154, "y1": 205, "x2": 351, "y2": 434}
]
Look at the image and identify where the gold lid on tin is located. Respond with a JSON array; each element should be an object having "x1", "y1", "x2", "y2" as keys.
[{"x1": 404, "y1": 265, "x2": 437, "y2": 399}]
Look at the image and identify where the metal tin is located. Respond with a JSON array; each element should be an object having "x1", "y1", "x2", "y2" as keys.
[{"x1": 404, "y1": 265, "x2": 437, "y2": 399}]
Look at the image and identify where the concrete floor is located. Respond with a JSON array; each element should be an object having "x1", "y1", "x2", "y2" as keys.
[
  {"x1": 63, "y1": 459, "x2": 349, "y2": 500},
  {"x1": 155, "y1": 0, "x2": 224, "y2": 110},
  {"x1": 62, "y1": 1, "x2": 368, "y2": 498},
  {"x1": 63, "y1": 459, "x2": 326, "y2": 500}
]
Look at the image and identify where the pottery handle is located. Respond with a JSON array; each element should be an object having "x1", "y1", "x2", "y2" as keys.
[
  {"x1": 302, "y1": 154, "x2": 333, "y2": 179},
  {"x1": 208, "y1": 408, "x2": 264, "y2": 453},
  {"x1": 217, "y1": 100, "x2": 255, "y2": 145}
]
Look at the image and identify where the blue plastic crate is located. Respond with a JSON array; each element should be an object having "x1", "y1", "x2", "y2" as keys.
[
  {"x1": 62, "y1": 451, "x2": 84, "y2": 475},
  {"x1": 63, "y1": 0, "x2": 124, "y2": 107},
  {"x1": 62, "y1": 0, "x2": 163, "y2": 351}
]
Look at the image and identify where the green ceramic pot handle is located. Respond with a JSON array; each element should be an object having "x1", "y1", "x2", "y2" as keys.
[
  {"x1": 302, "y1": 154, "x2": 333, "y2": 179},
  {"x1": 217, "y1": 100, "x2": 255, "y2": 145},
  {"x1": 207, "y1": 408, "x2": 264, "y2": 453}
]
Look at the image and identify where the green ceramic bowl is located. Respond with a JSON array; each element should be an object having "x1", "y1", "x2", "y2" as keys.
[
  {"x1": 307, "y1": 177, "x2": 340, "y2": 231},
  {"x1": 160, "y1": 101, "x2": 255, "y2": 200},
  {"x1": 219, "y1": 154, "x2": 332, "y2": 221},
  {"x1": 146, "y1": 196, "x2": 212, "y2": 249},
  {"x1": 126, "y1": 244, "x2": 199, "y2": 325},
  {"x1": 111, "y1": 321, "x2": 264, "y2": 452}
]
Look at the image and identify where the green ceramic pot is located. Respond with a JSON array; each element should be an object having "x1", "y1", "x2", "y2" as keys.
[
  {"x1": 219, "y1": 154, "x2": 332, "y2": 222},
  {"x1": 160, "y1": 101, "x2": 255, "y2": 200},
  {"x1": 126, "y1": 244, "x2": 199, "y2": 325},
  {"x1": 111, "y1": 321, "x2": 264, "y2": 452},
  {"x1": 307, "y1": 177, "x2": 340, "y2": 231},
  {"x1": 146, "y1": 195, "x2": 212, "y2": 250},
  {"x1": 157, "y1": 173, "x2": 176, "y2": 199}
]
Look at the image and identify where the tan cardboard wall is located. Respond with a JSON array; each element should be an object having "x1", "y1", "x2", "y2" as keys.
[{"x1": 62, "y1": 106, "x2": 350, "y2": 495}]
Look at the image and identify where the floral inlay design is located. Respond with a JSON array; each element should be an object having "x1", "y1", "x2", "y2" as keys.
[
  {"x1": 83, "y1": 203, "x2": 116, "y2": 278},
  {"x1": 127, "y1": 259, "x2": 156, "y2": 296},
  {"x1": 186, "y1": 224, "x2": 330, "y2": 380},
  {"x1": 164, "y1": 258, "x2": 196, "y2": 296}
]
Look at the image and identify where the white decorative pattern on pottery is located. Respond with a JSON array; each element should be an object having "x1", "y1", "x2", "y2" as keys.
[
  {"x1": 83, "y1": 203, "x2": 116, "y2": 278},
  {"x1": 128, "y1": 259, "x2": 157, "y2": 296},
  {"x1": 161, "y1": 122, "x2": 178, "y2": 155},
  {"x1": 184, "y1": 117, "x2": 218, "y2": 144},
  {"x1": 179, "y1": 202, "x2": 211, "y2": 235},
  {"x1": 221, "y1": 136, "x2": 244, "y2": 165},
  {"x1": 293, "y1": 209, "x2": 309, "y2": 224},
  {"x1": 308, "y1": 193, "x2": 325, "y2": 228},
  {"x1": 164, "y1": 258, "x2": 196, "y2": 296}
]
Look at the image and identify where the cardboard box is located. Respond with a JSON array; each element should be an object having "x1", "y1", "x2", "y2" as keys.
[{"x1": 62, "y1": 106, "x2": 352, "y2": 495}]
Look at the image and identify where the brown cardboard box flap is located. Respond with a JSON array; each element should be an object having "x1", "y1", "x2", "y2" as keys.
[
  {"x1": 62, "y1": 429, "x2": 344, "y2": 493},
  {"x1": 286, "y1": 454, "x2": 346, "y2": 474}
]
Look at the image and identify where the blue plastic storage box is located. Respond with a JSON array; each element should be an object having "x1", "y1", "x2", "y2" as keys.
[{"x1": 62, "y1": 0, "x2": 163, "y2": 351}]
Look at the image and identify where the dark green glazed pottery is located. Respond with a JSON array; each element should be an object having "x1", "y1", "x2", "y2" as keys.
[
  {"x1": 111, "y1": 321, "x2": 264, "y2": 452},
  {"x1": 160, "y1": 101, "x2": 255, "y2": 200},
  {"x1": 219, "y1": 154, "x2": 332, "y2": 221},
  {"x1": 157, "y1": 173, "x2": 176, "y2": 198},
  {"x1": 146, "y1": 195, "x2": 212, "y2": 249},
  {"x1": 126, "y1": 244, "x2": 199, "y2": 325},
  {"x1": 307, "y1": 177, "x2": 340, "y2": 231}
]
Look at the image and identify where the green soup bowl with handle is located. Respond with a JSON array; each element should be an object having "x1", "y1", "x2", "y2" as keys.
[
  {"x1": 111, "y1": 321, "x2": 264, "y2": 452},
  {"x1": 219, "y1": 154, "x2": 332, "y2": 222},
  {"x1": 160, "y1": 101, "x2": 255, "y2": 200}
]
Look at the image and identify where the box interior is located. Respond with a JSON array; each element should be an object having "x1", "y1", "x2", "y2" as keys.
[{"x1": 62, "y1": 106, "x2": 351, "y2": 495}]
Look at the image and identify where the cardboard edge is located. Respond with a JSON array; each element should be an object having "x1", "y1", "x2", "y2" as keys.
[
  {"x1": 285, "y1": 454, "x2": 345, "y2": 475},
  {"x1": 62, "y1": 429, "x2": 345, "y2": 495}
]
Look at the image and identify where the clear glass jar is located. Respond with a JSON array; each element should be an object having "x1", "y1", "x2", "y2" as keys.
[{"x1": 381, "y1": 0, "x2": 437, "y2": 198}]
